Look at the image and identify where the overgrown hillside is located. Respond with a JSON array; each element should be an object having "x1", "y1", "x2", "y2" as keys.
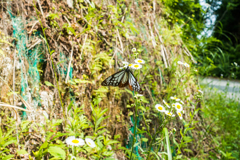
[{"x1": 0, "y1": 0, "x2": 216, "y2": 159}]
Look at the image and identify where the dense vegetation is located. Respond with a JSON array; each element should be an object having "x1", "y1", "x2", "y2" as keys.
[
  {"x1": 195, "y1": 0, "x2": 240, "y2": 79},
  {"x1": 0, "y1": 0, "x2": 239, "y2": 159}
]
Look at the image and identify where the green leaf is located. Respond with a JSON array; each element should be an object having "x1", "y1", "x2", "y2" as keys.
[
  {"x1": 95, "y1": 117, "x2": 105, "y2": 129},
  {"x1": 163, "y1": 128, "x2": 172, "y2": 160},
  {"x1": 67, "y1": 100, "x2": 74, "y2": 112},
  {"x1": 45, "y1": 81, "x2": 54, "y2": 87},
  {"x1": 141, "y1": 138, "x2": 148, "y2": 142},
  {"x1": 97, "y1": 138, "x2": 104, "y2": 149},
  {"x1": 97, "y1": 129, "x2": 107, "y2": 135},
  {"x1": 50, "y1": 50, "x2": 55, "y2": 55},
  {"x1": 2, "y1": 155, "x2": 14, "y2": 160},
  {"x1": 105, "y1": 140, "x2": 119, "y2": 145},
  {"x1": 48, "y1": 146, "x2": 66, "y2": 160},
  {"x1": 17, "y1": 149, "x2": 28, "y2": 155},
  {"x1": 40, "y1": 142, "x2": 49, "y2": 150},
  {"x1": 151, "y1": 150, "x2": 160, "y2": 160},
  {"x1": 139, "y1": 106, "x2": 146, "y2": 112},
  {"x1": 128, "y1": 111, "x2": 133, "y2": 116},
  {"x1": 48, "y1": 13, "x2": 60, "y2": 19},
  {"x1": 183, "y1": 136, "x2": 193, "y2": 143},
  {"x1": 67, "y1": 26, "x2": 76, "y2": 35},
  {"x1": 102, "y1": 151, "x2": 114, "y2": 157},
  {"x1": 183, "y1": 149, "x2": 193, "y2": 154},
  {"x1": 136, "y1": 130, "x2": 147, "y2": 134},
  {"x1": 73, "y1": 79, "x2": 92, "y2": 84},
  {"x1": 140, "y1": 96, "x2": 149, "y2": 103},
  {"x1": 3, "y1": 139, "x2": 17, "y2": 147}
]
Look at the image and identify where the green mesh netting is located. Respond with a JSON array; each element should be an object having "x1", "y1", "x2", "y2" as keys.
[
  {"x1": 8, "y1": 8, "x2": 73, "y2": 118},
  {"x1": 8, "y1": 10, "x2": 41, "y2": 118}
]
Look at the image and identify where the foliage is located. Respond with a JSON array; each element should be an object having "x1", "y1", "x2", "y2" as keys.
[
  {"x1": 0, "y1": 117, "x2": 16, "y2": 159},
  {"x1": 0, "y1": 0, "x2": 227, "y2": 159},
  {"x1": 194, "y1": 0, "x2": 240, "y2": 78},
  {"x1": 201, "y1": 85, "x2": 240, "y2": 159}
]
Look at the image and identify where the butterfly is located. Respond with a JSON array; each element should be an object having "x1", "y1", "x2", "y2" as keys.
[{"x1": 101, "y1": 67, "x2": 143, "y2": 94}]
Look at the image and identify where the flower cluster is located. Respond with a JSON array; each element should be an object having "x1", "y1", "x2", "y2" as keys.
[
  {"x1": 155, "y1": 97, "x2": 186, "y2": 120},
  {"x1": 121, "y1": 59, "x2": 145, "y2": 70},
  {"x1": 120, "y1": 50, "x2": 145, "y2": 70},
  {"x1": 155, "y1": 104, "x2": 175, "y2": 117},
  {"x1": 65, "y1": 136, "x2": 96, "y2": 148}
]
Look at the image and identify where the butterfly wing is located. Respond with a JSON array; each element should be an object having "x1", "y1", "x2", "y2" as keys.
[
  {"x1": 128, "y1": 70, "x2": 143, "y2": 94},
  {"x1": 101, "y1": 69, "x2": 128, "y2": 87},
  {"x1": 118, "y1": 70, "x2": 129, "y2": 88}
]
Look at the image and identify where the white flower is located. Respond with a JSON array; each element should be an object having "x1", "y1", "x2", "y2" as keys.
[
  {"x1": 132, "y1": 48, "x2": 137, "y2": 52},
  {"x1": 177, "y1": 61, "x2": 190, "y2": 67},
  {"x1": 173, "y1": 128, "x2": 176, "y2": 132},
  {"x1": 134, "y1": 59, "x2": 145, "y2": 64},
  {"x1": 177, "y1": 61, "x2": 184, "y2": 65},
  {"x1": 122, "y1": 61, "x2": 129, "y2": 65},
  {"x1": 174, "y1": 102, "x2": 183, "y2": 111},
  {"x1": 170, "y1": 97, "x2": 180, "y2": 101},
  {"x1": 165, "y1": 111, "x2": 175, "y2": 117},
  {"x1": 163, "y1": 100, "x2": 170, "y2": 108},
  {"x1": 183, "y1": 62, "x2": 190, "y2": 68},
  {"x1": 234, "y1": 62, "x2": 238, "y2": 66},
  {"x1": 155, "y1": 104, "x2": 166, "y2": 112},
  {"x1": 130, "y1": 63, "x2": 142, "y2": 70},
  {"x1": 85, "y1": 138, "x2": 96, "y2": 148},
  {"x1": 180, "y1": 100, "x2": 184, "y2": 104},
  {"x1": 128, "y1": 63, "x2": 134, "y2": 68},
  {"x1": 198, "y1": 90, "x2": 203, "y2": 94},
  {"x1": 177, "y1": 112, "x2": 183, "y2": 119},
  {"x1": 65, "y1": 136, "x2": 85, "y2": 146}
]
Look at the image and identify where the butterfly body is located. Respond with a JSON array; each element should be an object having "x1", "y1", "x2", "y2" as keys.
[{"x1": 101, "y1": 67, "x2": 143, "y2": 94}]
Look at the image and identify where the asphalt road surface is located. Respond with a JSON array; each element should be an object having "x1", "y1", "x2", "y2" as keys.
[{"x1": 199, "y1": 77, "x2": 240, "y2": 100}]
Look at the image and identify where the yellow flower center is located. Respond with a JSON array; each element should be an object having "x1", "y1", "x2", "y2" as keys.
[
  {"x1": 134, "y1": 64, "x2": 139, "y2": 68},
  {"x1": 129, "y1": 64, "x2": 133, "y2": 67},
  {"x1": 178, "y1": 112, "x2": 182, "y2": 117},
  {"x1": 137, "y1": 60, "x2": 142, "y2": 63},
  {"x1": 158, "y1": 106, "x2": 163, "y2": 110},
  {"x1": 72, "y1": 139, "x2": 79, "y2": 144},
  {"x1": 167, "y1": 112, "x2": 172, "y2": 115},
  {"x1": 174, "y1": 97, "x2": 178, "y2": 99},
  {"x1": 88, "y1": 142, "x2": 91, "y2": 145},
  {"x1": 177, "y1": 105, "x2": 181, "y2": 109}
]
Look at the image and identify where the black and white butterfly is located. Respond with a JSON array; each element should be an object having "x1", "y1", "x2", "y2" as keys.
[{"x1": 101, "y1": 67, "x2": 143, "y2": 94}]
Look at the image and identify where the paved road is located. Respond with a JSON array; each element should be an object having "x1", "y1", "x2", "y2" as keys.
[{"x1": 199, "y1": 77, "x2": 240, "y2": 100}]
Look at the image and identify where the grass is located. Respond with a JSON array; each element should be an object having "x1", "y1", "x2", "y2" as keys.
[{"x1": 201, "y1": 81, "x2": 240, "y2": 159}]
